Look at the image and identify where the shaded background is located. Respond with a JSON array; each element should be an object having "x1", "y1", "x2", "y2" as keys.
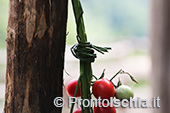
[{"x1": 0, "y1": 0, "x2": 152, "y2": 113}]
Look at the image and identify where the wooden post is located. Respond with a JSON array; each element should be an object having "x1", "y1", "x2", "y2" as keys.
[
  {"x1": 4, "y1": 0, "x2": 68, "y2": 112},
  {"x1": 151, "y1": 0, "x2": 170, "y2": 112}
]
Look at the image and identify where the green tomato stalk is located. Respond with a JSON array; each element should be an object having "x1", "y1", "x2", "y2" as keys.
[
  {"x1": 70, "y1": 0, "x2": 111, "y2": 112},
  {"x1": 71, "y1": 0, "x2": 93, "y2": 113}
]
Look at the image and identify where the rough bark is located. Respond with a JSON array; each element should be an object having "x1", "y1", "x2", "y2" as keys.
[
  {"x1": 151, "y1": 0, "x2": 170, "y2": 112},
  {"x1": 4, "y1": 0, "x2": 68, "y2": 113}
]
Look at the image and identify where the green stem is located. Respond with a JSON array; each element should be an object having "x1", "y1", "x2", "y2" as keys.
[
  {"x1": 110, "y1": 69, "x2": 122, "y2": 81},
  {"x1": 110, "y1": 69, "x2": 138, "y2": 84},
  {"x1": 71, "y1": 0, "x2": 87, "y2": 42},
  {"x1": 70, "y1": 76, "x2": 82, "y2": 113},
  {"x1": 80, "y1": 62, "x2": 91, "y2": 113},
  {"x1": 71, "y1": 0, "x2": 93, "y2": 113}
]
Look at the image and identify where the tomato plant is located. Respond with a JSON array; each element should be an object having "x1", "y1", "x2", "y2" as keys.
[
  {"x1": 92, "y1": 78, "x2": 115, "y2": 99},
  {"x1": 93, "y1": 103, "x2": 116, "y2": 113},
  {"x1": 66, "y1": 79, "x2": 81, "y2": 97},
  {"x1": 115, "y1": 85, "x2": 134, "y2": 101},
  {"x1": 69, "y1": 0, "x2": 138, "y2": 112}
]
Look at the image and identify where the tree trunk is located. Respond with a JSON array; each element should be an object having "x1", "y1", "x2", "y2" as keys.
[
  {"x1": 151, "y1": 0, "x2": 170, "y2": 112},
  {"x1": 4, "y1": 0, "x2": 68, "y2": 113}
]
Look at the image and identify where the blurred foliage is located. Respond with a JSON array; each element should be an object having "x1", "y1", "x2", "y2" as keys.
[
  {"x1": 129, "y1": 78, "x2": 150, "y2": 88},
  {"x1": 67, "y1": 0, "x2": 150, "y2": 44},
  {"x1": 0, "y1": 0, "x2": 8, "y2": 48},
  {"x1": 129, "y1": 49, "x2": 149, "y2": 56},
  {"x1": 0, "y1": 0, "x2": 149, "y2": 48}
]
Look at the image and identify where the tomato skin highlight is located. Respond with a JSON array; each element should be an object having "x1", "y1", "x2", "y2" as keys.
[
  {"x1": 93, "y1": 103, "x2": 116, "y2": 113},
  {"x1": 73, "y1": 108, "x2": 83, "y2": 113},
  {"x1": 66, "y1": 79, "x2": 81, "y2": 97},
  {"x1": 92, "y1": 78, "x2": 115, "y2": 99}
]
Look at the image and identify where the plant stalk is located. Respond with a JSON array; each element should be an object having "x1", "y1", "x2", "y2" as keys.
[{"x1": 71, "y1": 0, "x2": 93, "y2": 113}]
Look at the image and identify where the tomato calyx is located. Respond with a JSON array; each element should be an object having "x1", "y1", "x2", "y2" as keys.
[{"x1": 92, "y1": 69, "x2": 138, "y2": 87}]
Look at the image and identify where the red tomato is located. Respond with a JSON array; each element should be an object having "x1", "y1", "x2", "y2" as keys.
[
  {"x1": 92, "y1": 78, "x2": 115, "y2": 99},
  {"x1": 93, "y1": 103, "x2": 116, "y2": 113},
  {"x1": 66, "y1": 79, "x2": 81, "y2": 97},
  {"x1": 73, "y1": 108, "x2": 83, "y2": 113}
]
